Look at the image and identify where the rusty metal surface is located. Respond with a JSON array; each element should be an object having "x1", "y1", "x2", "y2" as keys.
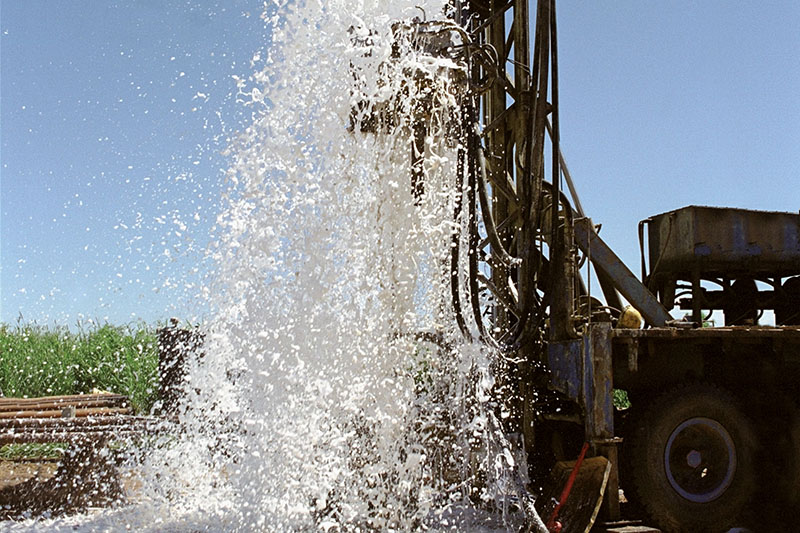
[
  {"x1": 535, "y1": 456, "x2": 611, "y2": 533},
  {"x1": 0, "y1": 393, "x2": 171, "y2": 445},
  {"x1": 0, "y1": 414, "x2": 171, "y2": 445},
  {"x1": 647, "y1": 206, "x2": 800, "y2": 278},
  {"x1": 613, "y1": 325, "x2": 800, "y2": 340},
  {"x1": 0, "y1": 394, "x2": 130, "y2": 418},
  {"x1": 0, "y1": 393, "x2": 133, "y2": 420},
  {"x1": 587, "y1": 323, "x2": 614, "y2": 441},
  {"x1": 0, "y1": 407, "x2": 131, "y2": 420},
  {"x1": 547, "y1": 323, "x2": 620, "y2": 520},
  {"x1": 574, "y1": 218, "x2": 671, "y2": 327},
  {"x1": 0, "y1": 393, "x2": 128, "y2": 408},
  {"x1": 158, "y1": 321, "x2": 204, "y2": 414}
]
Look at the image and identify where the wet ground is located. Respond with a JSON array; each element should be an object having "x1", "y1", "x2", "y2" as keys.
[
  {"x1": 0, "y1": 456, "x2": 136, "y2": 521},
  {"x1": 0, "y1": 460, "x2": 58, "y2": 491},
  {"x1": 0, "y1": 460, "x2": 778, "y2": 532}
]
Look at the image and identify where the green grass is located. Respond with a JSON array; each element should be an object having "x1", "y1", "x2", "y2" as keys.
[
  {"x1": 0, "y1": 443, "x2": 66, "y2": 460},
  {"x1": 0, "y1": 322, "x2": 160, "y2": 414}
]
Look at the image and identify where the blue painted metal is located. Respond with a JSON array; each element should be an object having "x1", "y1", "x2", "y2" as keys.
[
  {"x1": 547, "y1": 337, "x2": 584, "y2": 402},
  {"x1": 547, "y1": 323, "x2": 615, "y2": 440},
  {"x1": 574, "y1": 218, "x2": 672, "y2": 327}
]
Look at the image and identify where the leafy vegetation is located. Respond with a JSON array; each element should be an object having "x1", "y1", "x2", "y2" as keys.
[
  {"x1": 0, "y1": 443, "x2": 66, "y2": 460},
  {"x1": 0, "y1": 323, "x2": 160, "y2": 414},
  {"x1": 612, "y1": 388, "x2": 631, "y2": 410}
]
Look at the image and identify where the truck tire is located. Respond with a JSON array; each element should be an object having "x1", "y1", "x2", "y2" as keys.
[{"x1": 628, "y1": 383, "x2": 757, "y2": 532}]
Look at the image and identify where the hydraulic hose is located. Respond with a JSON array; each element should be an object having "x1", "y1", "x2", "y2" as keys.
[
  {"x1": 467, "y1": 115, "x2": 489, "y2": 343},
  {"x1": 466, "y1": 103, "x2": 521, "y2": 268},
  {"x1": 451, "y1": 140, "x2": 472, "y2": 341}
]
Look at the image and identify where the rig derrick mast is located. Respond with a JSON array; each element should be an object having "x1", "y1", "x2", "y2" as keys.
[
  {"x1": 356, "y1": 0, "x2": 800, "y2": 529},
  {"x1": 448, "y1": 3, "x2": 800, "y2": 531},
  {"x1": 448, "y1": 0, "x2": 607, "y2": 483}
]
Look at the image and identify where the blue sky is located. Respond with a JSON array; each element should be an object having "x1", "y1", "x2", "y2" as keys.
[
  {"x1": 1, "y1": 1, "x2": 270, "y2": 326},
  {"x1": 1, "y1": 1, "x2": 798, "y2": 327},
  {"x1": 557, "y1": 2, "x2": 800, "y2": 260}
]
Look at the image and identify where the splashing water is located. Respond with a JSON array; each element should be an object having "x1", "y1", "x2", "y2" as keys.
[{"x1": 8, "y1": 2, "x2": 528, "y2": 531}]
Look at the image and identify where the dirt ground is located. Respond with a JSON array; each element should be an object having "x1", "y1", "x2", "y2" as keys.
[
  {"x1": 0, "y1": 451, "x2": 132, "y2": 519},
  {"x1": 0, "y1": 460, "x2": 60, "y2": 518},
  {"x1": 0, "y1": 459, "x2": 59, "y2": 490}
]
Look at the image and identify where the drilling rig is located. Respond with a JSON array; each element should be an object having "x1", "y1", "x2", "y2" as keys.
[{"x1": 355, "y1": 1, "x2": 800, "y2": 530}]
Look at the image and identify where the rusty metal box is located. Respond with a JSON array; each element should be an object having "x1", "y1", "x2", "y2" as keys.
[{"x1": 646, "y1": 206, "x2": 800, "y2": 278}]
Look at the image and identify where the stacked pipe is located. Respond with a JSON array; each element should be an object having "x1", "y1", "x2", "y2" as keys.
[{"x1": 0, "y1": 394, "x2": 166, "y2": 445}]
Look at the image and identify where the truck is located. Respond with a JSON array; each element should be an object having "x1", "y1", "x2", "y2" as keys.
[{"x1": 373, "y1": 1, "x2": 800, "y2": 530}]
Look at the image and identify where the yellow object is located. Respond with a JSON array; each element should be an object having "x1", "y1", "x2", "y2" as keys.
[{"x1": 618, "y1": 306, "x2": 643, "y2": 329}]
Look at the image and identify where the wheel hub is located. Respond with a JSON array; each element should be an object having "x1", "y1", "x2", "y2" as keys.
[
  {"x1": 664, "y1": 417, "x2": 736, "y2": 503},
  {"x1": 686, "y1": 449, "x2": 702, "y2": 469}
]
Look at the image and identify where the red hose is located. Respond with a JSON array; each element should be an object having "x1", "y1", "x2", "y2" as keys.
[{"x1": 546, "y1": 441, "x2": 590, "y2": 533}]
